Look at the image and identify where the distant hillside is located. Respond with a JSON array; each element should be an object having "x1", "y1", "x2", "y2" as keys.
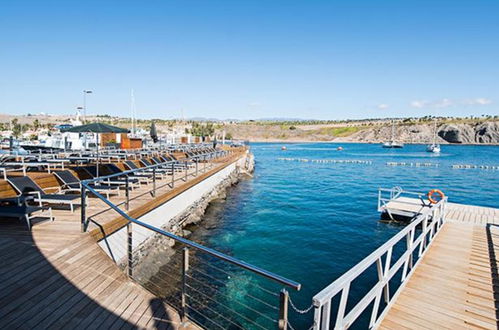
[
  {"x1": 224, "y1": 120, "x2": 499, "y2": 144},
  {"x1": 1, "y1": 113, "x2": 498, "y2": 144}
]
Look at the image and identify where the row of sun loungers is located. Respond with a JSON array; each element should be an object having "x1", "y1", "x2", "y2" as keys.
[{"x1": 1, "y1": 147, "x2": 228, "y2": 229}]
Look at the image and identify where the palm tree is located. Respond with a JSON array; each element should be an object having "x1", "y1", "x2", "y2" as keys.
[
  {"x1": 33, "y1": 119, "x2": 40, "y2": 131},
  {"x1": 150, "y1": 122, "x2": 158, "y2": 143}
]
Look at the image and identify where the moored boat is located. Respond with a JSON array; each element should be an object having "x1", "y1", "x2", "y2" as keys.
[
  {"x1": 426, "y1": 119, "x2": 440, "y2": 153},
  {"x1": 382, "y1": 121, "x2": 404, "y2": 148}
]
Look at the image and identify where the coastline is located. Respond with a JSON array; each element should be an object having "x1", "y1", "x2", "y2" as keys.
[
  {"x1": 128, "y1": 154, "x2": 255, "y2": 286},
  {"x1": 245, "y1": 138, "x2": 499, "y2": 146}
]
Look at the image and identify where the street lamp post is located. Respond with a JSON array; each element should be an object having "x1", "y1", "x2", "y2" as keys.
[
  {"x1": 83, "y1": 90, "x2": 93, "y2": 123},
  {"x1": 76, "y1": 106, "x2": 85, "y2": 148}
]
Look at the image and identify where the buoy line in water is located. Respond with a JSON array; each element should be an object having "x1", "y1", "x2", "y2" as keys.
[
  {"x1": 452, "y1": 164, "x2": 499, "y2": 170},
  {"x1": 386, "y1": 162, "x2": 440, "y2": 167},
  {"x1": 277, "y1": 158, "x2": 499, "y2": 170},
  {"x1": 277, "y1": 158, "x2": 372, "y2": 164}
]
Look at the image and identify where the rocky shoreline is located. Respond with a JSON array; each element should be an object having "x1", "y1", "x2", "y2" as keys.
[
  {"x1": 126, "y1": 154, "x2": 255, "y2": 286},
  {"x1": 226, "y1": 121, "x2": 499, "y2": 145},
  {"x1": 341, "y1": 121, "x2": 499, "y2": 144}
]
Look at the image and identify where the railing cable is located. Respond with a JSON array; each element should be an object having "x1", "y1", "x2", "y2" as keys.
[
  {"x1": 185, "y1": 284, "x2": 276, "y2": 328},
  {"x1": 194, "y1": 255, "x2": 280, "y2": 297},
  {"x1": 185, "y1": 274, "x2": 279, "y2": 319}
]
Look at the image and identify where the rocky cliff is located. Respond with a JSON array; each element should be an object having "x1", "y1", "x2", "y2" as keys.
[
  {"x1": 342, "y1": 121, "x2": 499, "y2": 144},
  {"x1": 438, "y1": 122, "x2": 499, "y2": 144},
  {"x1": 224, "y1": 120, "x2": 499, "y2": 144}
]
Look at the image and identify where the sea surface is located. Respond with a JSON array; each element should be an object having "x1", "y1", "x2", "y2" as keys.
[{"x1": 176, "y1": 143, "x2": 499, "y2": 329}]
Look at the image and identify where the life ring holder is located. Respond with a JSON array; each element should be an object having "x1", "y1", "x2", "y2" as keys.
[{"x1": 427, "y1": 189, "x2": 445, "y2": 204}]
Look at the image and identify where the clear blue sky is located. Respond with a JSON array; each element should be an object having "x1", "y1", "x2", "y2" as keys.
[{"x1": 1, "y1": 0, "x2": 497, "y2": 120}]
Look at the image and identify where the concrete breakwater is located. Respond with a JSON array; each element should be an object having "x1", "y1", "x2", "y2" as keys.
[{"x1": 122, "y1": 153, "x2": 255, "y2": 285}]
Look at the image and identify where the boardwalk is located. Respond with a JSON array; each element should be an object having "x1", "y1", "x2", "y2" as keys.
[
  {"x1": 0, "y1": 153, "x2": 243, "y2": 329},
  {"x1": 379, "y1": 203, "x2": 499, "y2": 329}
]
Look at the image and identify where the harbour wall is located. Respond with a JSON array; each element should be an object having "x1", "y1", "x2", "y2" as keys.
[{"x1": 97, "y1": 152, "x2": 254, "y2": 273}]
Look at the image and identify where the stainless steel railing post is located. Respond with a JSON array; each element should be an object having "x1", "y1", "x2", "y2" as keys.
[
  {"x1": 81, "y1": 185, "x2": 86, "y2": 232},
  {"x1": 195, "y1": 158, "x2": 198, "y2": 176},
  {"x1": 278, "y1": 289, "x2": 289, "y2": 330},
  {"x1": 184, "y1": 161, "x2": 188, "y2": 182},
  {"x1": 181, "y1": 247, "x2": 190, "y2": 322},
  {"x1": 83, "y1": 182, "x2": 302, "y2": 290},
  {"x1": 127, "y1": 222, "x2": 133, "y2": 277},
  {"x1": 152, "y1": 167, "x2": 156, "y2": 197},
  {"x1": 125, "y1": 176, "x2": 130, "y2": 211},
  {"x1": 171, "y1": 162, "x2": 175, "y2": 188}
]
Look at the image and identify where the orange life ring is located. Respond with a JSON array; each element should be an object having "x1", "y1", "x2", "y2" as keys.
[{"x1": 427, "y1": 189, "x2": 445, "y2": 204}]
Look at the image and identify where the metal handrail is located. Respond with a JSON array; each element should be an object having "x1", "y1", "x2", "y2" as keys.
[
  {"x1": 377, "y1": 187, "x2": 429, "y2": 212},
  {"x1": 80, "y1": 182, "x2": 301, "y2": 291},
  {"x1": 82, "y1": 150, "x2": 226, "y2": 184}
]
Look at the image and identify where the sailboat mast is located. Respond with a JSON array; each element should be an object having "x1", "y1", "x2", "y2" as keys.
[
  {"x1": 391, "y1": 120, "x2": 395, "y2": 143},
  {"x1": 433, "y1": 120, "x2": 437, "y2": 145}
]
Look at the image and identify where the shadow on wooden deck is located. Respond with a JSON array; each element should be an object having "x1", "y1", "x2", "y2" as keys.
[
  {"x1": 0, "y1": 218, "x2": 180, "y2": 329},
  {"x1": 485, "y1": 224, "x2": 499, "y2": 327}
]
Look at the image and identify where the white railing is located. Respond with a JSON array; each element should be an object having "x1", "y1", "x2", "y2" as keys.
[
  {"x1": 312, "y1": 195, "x2": 447, "y2": 330},
  {"x1": 377, "y1": 187, "x2": 427, "y2": 213}
]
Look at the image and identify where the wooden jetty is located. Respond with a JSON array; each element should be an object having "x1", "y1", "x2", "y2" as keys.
[
  {"x1": 313, "y1": 188, "x2": 499, "y2": 330},
  {"x1": 0, "y1": 150, "x2": 246, "y2": 329},
  {"x1": 377, "y1": 190, "x2": 499, "y2": 329},
  {"x1": 379, "y1": 221, "x2": 499, "y2": 329}
]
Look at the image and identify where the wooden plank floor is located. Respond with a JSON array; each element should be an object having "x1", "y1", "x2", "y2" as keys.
[
  {"x1": 0, "y1": 155, "x2": 244, "y2": 329},
  {"x1": 0, "y1": 219, "x2": 198, "y2": 329},
  {"x1": 379, "y1": 222, "x2": 499, "y2": 329}
]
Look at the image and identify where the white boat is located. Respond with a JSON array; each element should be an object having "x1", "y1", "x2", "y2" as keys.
[
  {"x1": 382, "y1": 121, "x2": 404, "y2": 148},
  {"x1": 426, "y1": 120, "x2": 440, "y2": 153},
  {"x1": 426, "y1": 144, "x2": 441, "y2": 153},
  {"x1": 382, "y1": 141, "x2": 404, "y2": 148}
]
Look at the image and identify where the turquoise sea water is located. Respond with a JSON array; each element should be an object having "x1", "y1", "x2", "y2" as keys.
[{"x1": 185, "y1": 143, "x2": 499, "y2": 329}]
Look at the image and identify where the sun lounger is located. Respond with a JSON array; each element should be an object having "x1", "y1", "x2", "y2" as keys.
[
  {"x1": 139, "y1": 159, "x2": 173, "y2": 176},
  {"x1": 102, "y1": 164, "x2": 151, "y2": 185},
  {"x1": 77, "y1": 165, "x2": 142, "y2": 189},
  {"x1": 0, "y1": 196, "x2": 53, "y2": 230},
  {"x1": 151, "y1": 157, "x2": 188, "y2": 172},
  {"x1": 159, "y1": 155, "x2": 194, "y2": 169},
  {"x1": 0, "y1": 165, "x2": 23, "y2": 179},
  {"x1": 8, "y1": 176, "x2": 81, "y2": 212},
  {"x1": 54, "y1": 170, "x2": 120, "y2": 198},
  {"x1": 123, "y1": 161, "x2": 158, "y2": 179}
]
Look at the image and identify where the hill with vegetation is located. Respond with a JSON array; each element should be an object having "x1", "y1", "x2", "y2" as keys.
[{"x1": 1, "y1": 113, "x2": 498, "y2": 144}]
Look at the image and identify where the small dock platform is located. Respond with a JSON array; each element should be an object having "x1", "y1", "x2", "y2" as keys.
[{"x1": 379, "y1": 189, "x2": 499, "y2": 225}]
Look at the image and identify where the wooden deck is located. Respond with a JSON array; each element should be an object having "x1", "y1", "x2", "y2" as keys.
[
  {"x1": 0, "y1": 221, "x2": 194, "y2": 329},
  {"x1": 379, "y1": 203, "x2": 499, "y2": 329},
  {"x1": 0, "y1": 152, "x2": 245, "y2": 329}
]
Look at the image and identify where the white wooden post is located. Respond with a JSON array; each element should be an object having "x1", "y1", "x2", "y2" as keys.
[{"x1": 334, "y1": 284, "x2": 350, "y2": 329}]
